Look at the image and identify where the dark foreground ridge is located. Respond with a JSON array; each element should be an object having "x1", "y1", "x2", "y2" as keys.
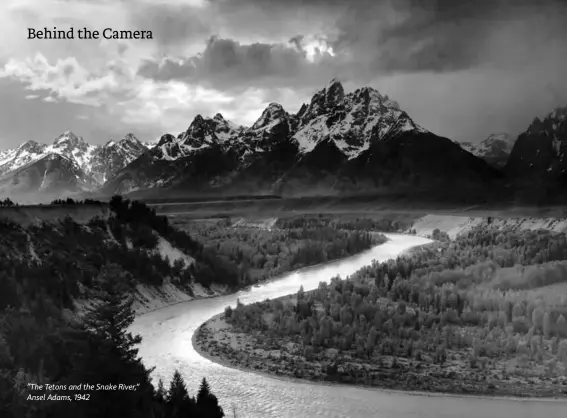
[{"x1": 0, "y1": 197, "x2": 232, "y2": 418}]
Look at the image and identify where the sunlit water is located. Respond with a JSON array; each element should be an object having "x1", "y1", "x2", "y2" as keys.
[{"x1": 130, "y1": 234, "x2": 567, "y2": 418}]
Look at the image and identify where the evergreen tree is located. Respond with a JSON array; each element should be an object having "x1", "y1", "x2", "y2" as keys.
[
  {"x1": 167, "y1": 370, "x2": 196, "y2": 417},
  {"x1": 153, "y1": 378, "x2": 168, "y2": 418},
  {"x1": 77, "y1": 265, "x2": 155, "y2": 417},
  {"x1": 197, "y1": 377, "x2": 224, "y2": 418}
]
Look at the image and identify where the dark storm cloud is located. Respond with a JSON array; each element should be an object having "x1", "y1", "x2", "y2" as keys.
[
  {"x1": 332, "y1": 0, "x2": 567, "y2": 73},
  {"x1": 137, "y1": 36, "x2": 338, "y2": 91},
  {"x1": 207, "y1": 0, "x2": 567, "y2": 73},
  {"x1": 138, "y1": 0, "x2": 567, "y2": 87}
]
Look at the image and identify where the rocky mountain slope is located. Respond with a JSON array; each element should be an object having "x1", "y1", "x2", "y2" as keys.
[
  {"x1": 460, "y1": 133, "x2": 516, "y2": 168},
  {"x1": 104, "y1": 79, "x2": 501, "y2": 199},
  {"x1": 0, "y1": 131, "x2": 148, "y2": 201},
  {"x1": 506, "y1": 106, "x2": 567, "y2": 188}
]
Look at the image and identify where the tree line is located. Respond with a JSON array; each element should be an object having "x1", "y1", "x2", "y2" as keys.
[
  {"x1": 274, "y1": 214, "x2": 415, "y2": 233},
  {"x1": 50, "y1": 198, "x2": 105, "y2": 205},
  {"x1": 0, "y1": 197, "x2": 16, "y2": 207},
  {"x1": 172, "y1": 216, "x2": 383, "y2": 285}
]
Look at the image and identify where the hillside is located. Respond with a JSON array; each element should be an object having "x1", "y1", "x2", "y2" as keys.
[{"x1": 0, "y1": 197, "x2": 244, "y2": 417}]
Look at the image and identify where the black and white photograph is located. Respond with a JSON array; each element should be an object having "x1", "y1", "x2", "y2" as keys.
[{"x1": 1, "y1": 0, "x2": 567, "y2": 417}]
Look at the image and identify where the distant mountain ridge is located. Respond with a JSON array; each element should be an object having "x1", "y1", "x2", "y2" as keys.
[
  {"x1": 0, "y1": 131, "x2": 148, "y2": 201},
  {"x1": 460, "y1": 133, "x2": 516, "y2": 168}
]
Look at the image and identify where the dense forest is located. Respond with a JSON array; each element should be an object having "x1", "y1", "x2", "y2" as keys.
[
  {"x1": 220, "y1": 227, "x2": 567, "y2": 396},
  {"x1": 172, "y1": 216, "x2": 383, "y2": 284},
  {"x1": 273, "y1": 214, "x2": 415, "y2": 233}
]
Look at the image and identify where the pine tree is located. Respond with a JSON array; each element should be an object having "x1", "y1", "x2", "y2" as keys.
[
  {"x1": 84, "y1": 270, "x2": 141, "y2": 364},
  {"x1": 197, "y1": 377, "x2": 211, "y2": 404},
  {"x1": 197, "y1": 378, "x2": 225, "y2": 418},
  {"x1": 167, "y1": 370, "x2": 196, "y2": 418},
  {"x1": 155, "y1": 378, "x2": 167, "y2": 402},
  {"x1": 79, "y1": 265, "x2": 155, "y2": 417}
]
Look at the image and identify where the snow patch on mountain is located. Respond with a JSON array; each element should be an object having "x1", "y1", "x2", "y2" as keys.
[
  {"x1": 460, "y1": 133, "x2": 516, "y2": 168},
  {"x1": 151, "y1": 114, "x2": 244, "y2": 161}
]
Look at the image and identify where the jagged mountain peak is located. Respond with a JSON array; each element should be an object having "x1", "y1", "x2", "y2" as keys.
[
  {"x1": 526, "y1": 106, "x2": 567, "y2": 137},
  {"x1": 180, "y1": 114, "x2": 231, "y2": 147},
  {"x1": 123, "y1": 133, "x2": 140, "y2": 142},
  {"x1": 292, "y1": 80, "x2": 427, "y2": 157},
  {"x1": 106, "y1": 133, "x2": 143, "y2": 148},
  {"x1": 549, "y1": 106, "x2": 567, "y2": 120},
  {"x1": 213, "y1": 113, "x2": 226, "y2": 122},
  {"x1": 506, "y1": 105, "x2": 567, "y2": 184},
  {"x1": 324, "y1": 78, "x2": 345, "y2": 105},
  {"x1": 251, "y1": 102, "x2": 290, "y2": 131},
  {"x1": 191, "y1": 114, "x2": 206, "y2": 125},
  {"x1": 53, "y1": 130, "x2": 84, "y2": 146},
  {"x1": 157, "y1": 133, "x2": 176, "y2": 146},
  {"x1": 17, "y1": 140, "x2": 45, "y2": 152},
  {"x1": 184, "y1": 113, "x2": 237, "y2": 133},
  {"x1": 350, "y1": 86, "x2": 401, "y2": 112}
]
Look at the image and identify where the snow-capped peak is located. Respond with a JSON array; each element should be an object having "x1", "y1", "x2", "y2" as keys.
[
  {"x1": 0, "y1": 130, "x2": 149, "y2": 186},
  {"x1": 104, "y1": 133, "x2": 144, "y2": 154},
  {"x1": 123, "y1": 133, "x2": 140, "y2": 143},
  {"x1": 460, "y1": 132, "x2": 516, "y2": 168},
  {"x1": 17, "y1": 140, "x2": 45, "y2": 153},
  {"x1": 251, "y1": 103, "x2": 289, "y2": 131},
  {"x1": 52, "y1": 131, "x2": 84, "y2": 147},
  {"x1": 292, "y1": 80, "x2": 427, "y2": 157}
]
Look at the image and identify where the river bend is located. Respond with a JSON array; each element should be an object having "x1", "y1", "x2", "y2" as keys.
[{"x1": 130, "y1": 234, "x2": 567, "y2": 418}]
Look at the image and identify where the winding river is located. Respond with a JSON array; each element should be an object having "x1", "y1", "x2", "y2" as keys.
[{"x1": 130, "y1": 234, "x2": 567, "y2": 418}]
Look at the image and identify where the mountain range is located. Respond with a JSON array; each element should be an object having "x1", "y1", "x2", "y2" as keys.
[
  {"x1": 0, "y1": 79, "x2": 565, "y2": 203},
  {"x1": 0, "y1": 132, "x2": 151, "y2": 201},
  {"x1": 102, "y1": 79, "x2": 499, "y2": 199}
]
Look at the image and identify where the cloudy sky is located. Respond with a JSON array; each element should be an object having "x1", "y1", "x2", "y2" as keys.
[{"x1": 0, "y1": 0, "x2": 566, "y2": 148}]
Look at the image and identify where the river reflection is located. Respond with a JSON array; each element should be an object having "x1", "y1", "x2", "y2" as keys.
[{"x1": 130, "y1": 234, "x2": 567, "y2": 418}]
